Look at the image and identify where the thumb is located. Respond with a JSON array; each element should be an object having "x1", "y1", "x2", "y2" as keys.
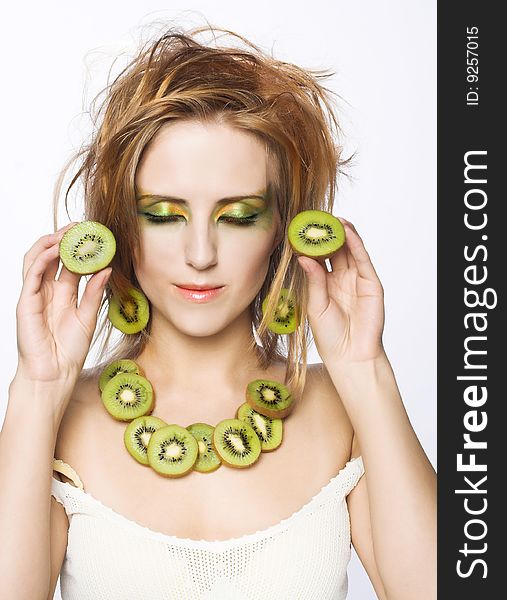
[
  {"x1": 78, "y1": 267, "x2": 112, "y2": 328},
  {"x1": 297, "y1": 256, "x2": 329, "y2": 318}
]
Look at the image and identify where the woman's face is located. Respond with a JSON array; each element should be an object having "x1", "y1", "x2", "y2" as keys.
[{"x1": 133, "y1": 119, "x2": 282, "y2": 337}]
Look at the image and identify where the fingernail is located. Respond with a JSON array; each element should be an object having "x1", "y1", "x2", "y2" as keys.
[{"x1": 54, "y1": 223, "x2": 76, "y2": 236}]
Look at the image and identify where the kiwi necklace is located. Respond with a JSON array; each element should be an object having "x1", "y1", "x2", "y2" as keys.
[{"x1": 99, "y1": 360, "x2": 295, "y2": 477}]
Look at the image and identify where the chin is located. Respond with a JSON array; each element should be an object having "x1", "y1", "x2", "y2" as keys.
[{"x1": 171, "y1": 314, "x2": 229, "y2": 338}]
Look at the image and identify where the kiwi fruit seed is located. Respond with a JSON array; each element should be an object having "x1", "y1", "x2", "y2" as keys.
[
  {"x1": 212, "y1": 418, "x2": 261, "y2": 469},
  {"x1": 288, "y1": 209, "x2": 346, "y2": 259},
  {"x1": 262, "y1": 287, "x2": 299, "y2": 334},
  {"x1": 186, "y1": 423, "x2": 222, "y2": 473},
  {"x1": 147, "y1": 424, "x2": 199, "y2": 477},
  {"x1": 59, "y1": 220, "x2": 116, "y2": 275},
  {"x1": 108, "y1": 287, "x2": 150, "y2": 334},
  {"x1": 98, "y1": 359, "x2": 144, "y2": 392},
  {"x1": 124, "y1": 415, "x2": 168, "y2": 465},
  {"x1": 245, "y1": 379, "x2": 294, "y2": 419},
  {"x1": 236, "y1": 402, "x2": 283, "y2": 452},
  {"x1": 101, "y1": 372, "x2": 154, "y2": 421}
]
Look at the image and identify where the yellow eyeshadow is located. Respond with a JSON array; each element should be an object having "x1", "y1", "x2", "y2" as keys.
[
  {"x1": 214, "y1": 199, "x2": 266, "y2": 220},
  {"x1": 143, "y1": 202, "x2": 187, "y2": 217},
  {"x1": 139, "y1": 197, "x2": 267, "y2": 221}
]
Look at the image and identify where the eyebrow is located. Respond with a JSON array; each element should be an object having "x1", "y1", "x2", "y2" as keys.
[{"x1": 136, "y1": 191, "x2": 269, "y2": 206}]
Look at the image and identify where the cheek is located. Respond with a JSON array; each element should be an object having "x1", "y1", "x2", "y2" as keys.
[
  {"x1": 133, "y1": 230, "x2": 176, "y2": 286},
  {"x1": 221, "y1": 229, "x2": 275, "y2": 291}
]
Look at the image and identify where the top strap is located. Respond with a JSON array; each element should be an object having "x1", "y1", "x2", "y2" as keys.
[{"x1": 52, "y1": 458, "x2": 85, "y2": 491}]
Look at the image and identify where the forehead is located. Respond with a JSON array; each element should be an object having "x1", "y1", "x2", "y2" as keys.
[{"x1": 135, "y1": 120, "x2": 268, "y2": 200}]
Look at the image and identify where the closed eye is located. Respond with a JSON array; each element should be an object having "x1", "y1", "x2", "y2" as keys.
[
  {"x1": 218, "y1": 214, "x2": 259, "y2": 226},
  {"x1": 140, "y1": 213, "x2": 259, "y2": 226},
  {"x1": 142, "y1": 214, "x2": 185, "y2": 224}
]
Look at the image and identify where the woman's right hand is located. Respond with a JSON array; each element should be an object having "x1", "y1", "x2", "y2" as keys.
[{"x1": 14, "y1": 223, "x2": 112, "y2": 384}]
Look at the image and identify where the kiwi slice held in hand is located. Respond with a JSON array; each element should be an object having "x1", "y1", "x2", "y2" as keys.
[
  {"x1": 262, "y1": 288, "x2": 299, "y2": 334},
  {"x1": 98, "y1": 359, "x2": 144, "y2": 392},
  {"x1": 186, "y1": 423, "x2": 222, "y2": 473},
  {"x1": 147, "y1": 424, "x2": 199, "y2": 477},
  {"x1": 59, "y1": 221, "x2": 116, "y2": 274},
  {"x1": 236, "y1": 402, "x2": 283, "y2": 452},
  {"x1": 288, "y1": 209, "x2": 346, "y2": 259},
  {"x1": 101, "y1": 372, "x2": 154, "y2": 421},
  {"x1": 212, "y1": 418, "x2": 262, "y2": 468},
  {"x1": 108, "y1": 287, "x2": 150, "y2": 334},
  {"x1": 245, "y1": 379, "x2": 294, "y2": 419},
  {"x1": 124, "y1": 415, "x2": 168, "y2": 465}
]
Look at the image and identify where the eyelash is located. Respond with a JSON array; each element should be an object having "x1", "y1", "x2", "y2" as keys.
[{"x1": 142, "y1": 214, "x2": 259, "y2": 226}]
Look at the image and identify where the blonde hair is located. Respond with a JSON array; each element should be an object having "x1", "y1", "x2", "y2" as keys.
[{"x1": 53, "y1": 21, "x2": 349, "y2": 402}]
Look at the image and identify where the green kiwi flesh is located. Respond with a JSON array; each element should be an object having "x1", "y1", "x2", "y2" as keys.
[
  {"x1": 59, "y1": 221, "x2": 116, "y2": 275},
  {"x1": 236, "y1": 402, "x2": 283, "y2": 452},
  {"x1": 99, "y1": 359, "x2": 143, "y2": 392},
  {"x1": 147, "y1": 424, "x2": 199, "y2": 477},
  {"x1": 288, "y1": 209, "x2": 345, "y2": 259},
  {"x1": 186, "y1": 423, "x2": 222, "y2": 473},
  {"x1": 124, "y1": 415, "x2": 168, "y2": 465},
  {"x1": 212, "y1": 418, "x2": 261, "y2": 468},
  {"x1": 101, "y1": 372, "x2": 154, "y2": 421},
  {"x1": 108, "y1": 287, "x2": 150, "y2": 334},
  {"x1": 245, "y1": 379, "x2": 294, "y2": 419},
  {"x1": 262, "y1": 288, "x2": 299, "y2": 334}
]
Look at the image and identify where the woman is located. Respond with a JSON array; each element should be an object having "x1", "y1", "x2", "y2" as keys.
[{"x1": 0, "y1": 24, "x2": 436, "y2": 599}]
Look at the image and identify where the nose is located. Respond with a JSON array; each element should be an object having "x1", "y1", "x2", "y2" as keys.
[{"x1": 184, "y1": 215, "x2": 218, "y2": 271}]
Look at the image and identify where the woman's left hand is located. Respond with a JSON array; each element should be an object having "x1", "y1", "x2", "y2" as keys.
[{"x1": 297, "y1": 218, "x2": 385, "y2": 365}]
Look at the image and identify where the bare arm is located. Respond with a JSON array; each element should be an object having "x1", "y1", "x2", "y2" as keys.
[
  {"x1": 1, "y1": 221, "x2": 111, "y2": 598},
  {"x1": 0, "y1": 374, "x2": 72, "y2": 599},
  {"x1": 297, "y1": 218, "x2": 436, "y2": 598},
  {"x1": 328, "y1": 353, "x2": 436, "y2": 599}
]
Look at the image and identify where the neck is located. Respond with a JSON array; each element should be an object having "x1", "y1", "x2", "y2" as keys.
[{"x1": 135, "y1": 308, "x2": 269, "y2": 402}]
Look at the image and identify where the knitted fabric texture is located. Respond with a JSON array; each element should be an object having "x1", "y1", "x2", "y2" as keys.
[{"x1": 51, "y1": 456, "x2": 364, "y2": 599}]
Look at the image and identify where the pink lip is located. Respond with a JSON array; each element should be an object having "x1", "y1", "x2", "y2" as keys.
[{"x1": 174, "y1": 285, "x2": 225, "y2": 303}]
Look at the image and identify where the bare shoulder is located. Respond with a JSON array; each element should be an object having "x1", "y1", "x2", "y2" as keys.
[{"x1": 300, "y1": 362, "x2": 354, "y2": 461}]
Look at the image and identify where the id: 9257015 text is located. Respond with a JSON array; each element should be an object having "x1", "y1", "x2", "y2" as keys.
[{"x1": 466, "y1": 26, "x2": 479, "y2": 106}]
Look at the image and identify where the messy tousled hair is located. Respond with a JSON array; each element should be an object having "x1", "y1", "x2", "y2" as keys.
[{"x1": 53, "y1": 19, "x2": 349, "y2": 403}]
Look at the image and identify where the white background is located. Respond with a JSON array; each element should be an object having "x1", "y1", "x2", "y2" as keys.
[{"x1": 0, "y1": 2, "x2": 436, "y2": 598}]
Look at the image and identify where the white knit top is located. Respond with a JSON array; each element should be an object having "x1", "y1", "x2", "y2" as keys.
[{"x1": 51, "y1": 455, "x2": 364, "y2": 600}]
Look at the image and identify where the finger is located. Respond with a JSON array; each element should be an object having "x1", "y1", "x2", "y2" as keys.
[
  {"x1": 57, "y1": 263, "x2": 81, "y2": 289},
  {"x1": 77, "y1": 267, "x2": 112, "y2": 328},
  {"x1": 22, "y1": 222, "x2": 77, "y2": 281},
  {"x1": 329, "y1": 245, "x2": 349, "y2": 272},
  {"x1": 43, "y1": 245, "x2": 65, "y2": 283},
  {"x1": 297, "y1": 256, "x2": 330, "y2": 317},
  {"x1": 21, "y1": 243, "x2": 62, "y2": 297},
  {"x1": 330, "y1": 217, "x2": 352, "y2": 272},
  {"x1": 341, "y1": 222, "x2": 380, "y2": 281}
]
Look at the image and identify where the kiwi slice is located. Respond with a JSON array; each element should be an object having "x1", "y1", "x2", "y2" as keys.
[
  {"x1": 59, "y1": 221, "x2": 116, "y2": 275},
  {"x1": 186, "y1": 423, "x2": 222, "y2": 473},
  {"x1": 245, "y1": 379, "x2": 294, "y2": 419},
  {"x1": 236, "y1": 402, "x2": 283, "y2": 452},
  {"x1": 108, "y1": 287, "x2": 150, "y2": 334},
  {"x1": 147, "y1": 424, "x2": 199, "y2": 477},
  {"x1": 124, "y1": 415, "x2": 168, "y2": 465},
  {"x1": 212, "y1": 418, "x2": 261, "y2": 469},
  {"x1": 98, "y1": 359, "x2": 144, "y2": 392},
  {"x1": 262, "y1": 288, "x2": 299, "y2": 334},
  {"x1": 288, "y1": 209, "x2": 345, "y2": 259},
  {"x1": 101, "y1": 372, "x2": 154, "y2": 421}
]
